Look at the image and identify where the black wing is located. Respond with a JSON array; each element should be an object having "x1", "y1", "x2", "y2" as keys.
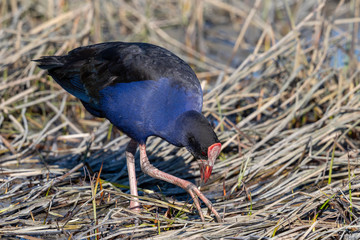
[{"x1": 34, "y1": 42, "x2": 201, "y2": 115}]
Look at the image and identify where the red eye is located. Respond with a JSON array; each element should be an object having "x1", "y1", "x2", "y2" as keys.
[{"x1": 201, "y1": 151, "x2": 206, "y2": 156}]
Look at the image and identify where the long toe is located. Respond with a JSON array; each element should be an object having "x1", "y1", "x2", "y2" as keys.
[
  {"x1": 190, "y1": 185, "x2": 222, "y2": 222},
  {"x1": 187, "y1": 184, "x2": 222, "y2": 222},
  {"x1": 187, "y1": 188, "x2": 205, "y2": 222}
]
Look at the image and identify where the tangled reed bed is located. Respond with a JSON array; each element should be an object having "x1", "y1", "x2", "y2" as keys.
[{"x1": 1, "y1": 0, "x2": 360, "y2": 239}]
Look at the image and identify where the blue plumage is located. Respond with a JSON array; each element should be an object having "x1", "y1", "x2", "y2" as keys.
[
  {"x1": 99, "y1": 77, "x2": 202, "y2": 145},
  {"x1": 34, "y1": 42, "x2": 222, "y2": 222}
]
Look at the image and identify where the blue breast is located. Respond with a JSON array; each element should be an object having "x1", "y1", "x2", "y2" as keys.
[{"x1": 99, "y1": 77, "x2": 202, "y2": 145}]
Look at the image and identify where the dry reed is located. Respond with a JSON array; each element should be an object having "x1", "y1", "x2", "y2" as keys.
[{"x1": 1, "y1": 0, "x2": 360, "y2": 239}]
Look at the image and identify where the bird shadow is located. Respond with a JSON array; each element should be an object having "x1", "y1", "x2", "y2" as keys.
[{"x1": 48, "y1": 141, "x2": 199, "y2": 202}]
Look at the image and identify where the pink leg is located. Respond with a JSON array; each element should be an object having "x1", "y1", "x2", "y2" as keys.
[
  {"x1": 126, "y1": 139, "x2": 140, "y2": 212},
  {"x1": 138, "y1": 144, "x2": 222, "y2": 222}
]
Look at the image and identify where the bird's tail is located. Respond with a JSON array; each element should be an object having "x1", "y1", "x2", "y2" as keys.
[
  {"x1": 33, "y1": 55, "x2": 104, "y2": 118},
  {"x1": 32, "y1": 56, "x2": 65, "y2": 70}
]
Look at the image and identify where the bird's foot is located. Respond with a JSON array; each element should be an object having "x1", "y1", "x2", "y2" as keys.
[
  {"x1": 186, "y1": 182, "x2": 222, "y2": 222},
  {"x1": 139, "y1": 144, "x2": 222, "y2": 222}
]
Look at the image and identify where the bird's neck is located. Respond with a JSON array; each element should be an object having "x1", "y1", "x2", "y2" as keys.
[
  {"x1": 173, "y1": 110, "x2": 207, "y2": 146},
  {"x1": 152, "y1": 110, "x2": 201, "y2": 147}
]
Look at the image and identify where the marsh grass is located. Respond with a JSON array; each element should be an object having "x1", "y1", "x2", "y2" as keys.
[{"x1": 1, "y1": 0, "x2": 360, "y2": 239}]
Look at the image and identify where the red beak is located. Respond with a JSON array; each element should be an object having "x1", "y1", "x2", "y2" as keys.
[
  {"x1": 200, "y1": 165, "x2": 213, "y2": 183},
  {"x1": 199, "y1": 143, "x2": 221, "y2": 183}
]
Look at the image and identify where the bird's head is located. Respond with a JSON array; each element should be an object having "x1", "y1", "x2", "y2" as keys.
[{"x1": 177, "y1": 111, "x2": 222, "y2": 183}]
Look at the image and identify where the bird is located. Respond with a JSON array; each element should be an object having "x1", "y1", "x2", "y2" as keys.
[{"x1": 34, "y1": 42, "x2": 222, "y2": 222}]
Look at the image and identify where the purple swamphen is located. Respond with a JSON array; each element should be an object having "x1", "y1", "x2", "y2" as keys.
[{"x1": 35, "y1": 42, "x2": 222, "y2": 222}]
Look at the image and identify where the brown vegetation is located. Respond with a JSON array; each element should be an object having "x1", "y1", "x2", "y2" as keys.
[{"x1": 1, "y1": 0, "x2": 360, "y2": 239}]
